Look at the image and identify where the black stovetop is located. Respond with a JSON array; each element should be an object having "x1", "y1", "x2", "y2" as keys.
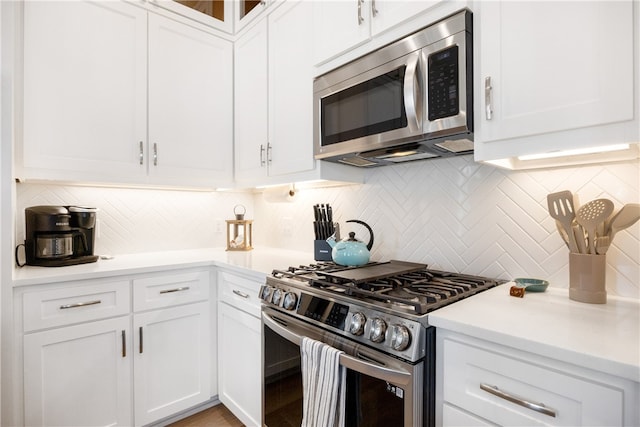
[{"x1": 271, "y1": 261, "x2": 504, "y2": 315}]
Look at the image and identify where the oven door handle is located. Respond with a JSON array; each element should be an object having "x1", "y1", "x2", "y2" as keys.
[{"x1": 262, "y1": 311, "x2": 412, "y2": 386}]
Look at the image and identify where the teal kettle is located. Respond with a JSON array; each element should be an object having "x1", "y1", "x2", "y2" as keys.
[{"x1": 326, "y1": 220, "x2": 374, "y2": 266}]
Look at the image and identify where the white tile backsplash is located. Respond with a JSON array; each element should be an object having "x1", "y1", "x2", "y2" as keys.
[{"x1": 15, "y1": 156, "x2": 640, "y2": 298}]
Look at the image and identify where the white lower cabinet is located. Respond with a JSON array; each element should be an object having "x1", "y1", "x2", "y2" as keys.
[
  {"x1": 134, "y1": 302, "x2": 211, "y2": 426},
  {"x1": 18, "y1": 269, "x2": 212, "y2": 427},
  {"x1": 438, "y1": 331, "x2": 639, "y2": 426},
  {"x1": 217, "y1": 270, "x2": 264, "y2": 426},
  {"x1": 24, "y1": 316, "x2": 132, "y2": 427}
]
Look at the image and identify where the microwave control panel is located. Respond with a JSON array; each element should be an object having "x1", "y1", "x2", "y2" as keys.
[{"x1": 427, "y1": 45, "x2": 459, "y2": 121}]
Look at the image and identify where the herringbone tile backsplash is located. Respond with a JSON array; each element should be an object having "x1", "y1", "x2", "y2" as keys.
[{"x1": 16, "y1": 156, "x2": 640, "y2": 298}]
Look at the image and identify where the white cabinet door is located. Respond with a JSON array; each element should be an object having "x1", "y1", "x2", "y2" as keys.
[
  {"x1": 234, "y1": 18, "x2": 269, "y2": 184},
  {"x1": 268, "y1": 0, "x2": 315, "y2": 177},
  {"x1": 21, "y1": 0, "x2": 147, "y2": 183},
  {"x1": 312, "y1": 0, "x2": 371, "y2": 64},
  {"x1": 218, "y1": 302, "x2": 262, "y2": 427},
  {"x1": 148, "y1": 14, "x2": 233, "y2": 187},
  {"x1": 475, "y1": 1, "x2": 636, "y2": 163},
  {"x1": 23, "y1": 317, "x2": 132, "y2": 427},
  {"x1": 370, "y1": 1, "x2": 442, "y2": 36},
  {"x1": 134, "y1": 302, "x2": 211, "y2": 426}
]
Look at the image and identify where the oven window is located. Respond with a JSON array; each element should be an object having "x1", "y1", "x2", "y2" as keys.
[
  {"x1": 264, "y1": 325, "x2": 406, "y2": 427},
  {"x1": 320, "y1": 66, "x2": 408, "y2": 147}
]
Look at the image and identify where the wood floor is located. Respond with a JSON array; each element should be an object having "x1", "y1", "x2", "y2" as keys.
[{"x1": 168, "y1": 404, "x2": 244, "y2": 427}]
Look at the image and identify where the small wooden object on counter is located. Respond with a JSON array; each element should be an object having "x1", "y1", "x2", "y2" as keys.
[{"x1": 226, "y1": 205, "x2": 253, "y2": 251}]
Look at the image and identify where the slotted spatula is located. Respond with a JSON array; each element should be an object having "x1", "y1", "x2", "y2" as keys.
[
  {"x1": 576, "y1": 199, "x2": 614, "y2": 254},
  {"x1": 547, "y1": 191, "x2": 578, "y2": 253}
]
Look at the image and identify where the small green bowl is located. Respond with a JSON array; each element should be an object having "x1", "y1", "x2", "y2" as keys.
[{"x1": 513, "y1": 278, "x2": 549, "y2": 292}]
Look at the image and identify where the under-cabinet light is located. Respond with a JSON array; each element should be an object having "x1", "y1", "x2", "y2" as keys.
[{"x1": 517, "y1": 144, "x2": 631, "y2": 161}]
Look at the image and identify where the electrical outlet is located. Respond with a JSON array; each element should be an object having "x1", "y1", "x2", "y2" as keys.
[{"x1": 214, "y1": 218, "x2": 224, "y2": 233}]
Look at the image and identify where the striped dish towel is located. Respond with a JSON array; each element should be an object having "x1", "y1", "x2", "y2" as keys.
[{"x1": 301, "y1": 337, "x2": 346, "y2": 427}]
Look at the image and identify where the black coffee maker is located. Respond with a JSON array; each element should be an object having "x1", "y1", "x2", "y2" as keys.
[{"x1": 21, "y1": 205, "x2": 99, "y2": 267}]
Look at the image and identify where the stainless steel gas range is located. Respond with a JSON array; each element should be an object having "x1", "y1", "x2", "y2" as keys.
[{"x1": 260, "y1": 260, "x2": 503, "y2": 427}]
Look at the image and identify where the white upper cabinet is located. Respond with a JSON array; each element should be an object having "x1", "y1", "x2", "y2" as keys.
[
  {"x1": 19, "y1": 0, "x2": 233, "y2": 188},
  {"x1": 234, "y1": 19, "x2": 269, "y2": 183},
  {"x1": 234, "y1": 1, "x2": 364, "y2": 187},
  {"x1": 21, "y1": 0, "x2": 147, "y2": 183},
  {"x1": 148, "y1": 13, "x2": 233, "y2": 187},
  {"x1": 474, "y1": 0, "x2": 639, "y2": 168},
  {"x1": 147, "y1": 0, "x2": 233, "y2": 33},
  {"x1": 312, "y1": 0, "x2": 443, "y2": 65},
  {"x1": 267, "y1": 0, "x2": 315, "y2": 177}
]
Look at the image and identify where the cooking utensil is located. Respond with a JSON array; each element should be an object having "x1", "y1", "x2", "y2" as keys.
[
  {"x1": 554, "y1": 220, "x2": 570, "y2": 250},
  {"x1": 575, "y1": 198, "x2": 614, "y2": 254},
  {"x1": 573, "y1": 225, "x2": 587, "y2": 254},
  {"x1": 607, "y1": 203, "x2": 640, "y2": 241},
  {"x1": 547, "y1": 191, "x2": 578, "y2": 253}
]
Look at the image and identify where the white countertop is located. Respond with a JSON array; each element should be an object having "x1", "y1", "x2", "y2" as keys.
[
  {"x1": 12, "y1": 247, "x2": 316, "y2": 286},
  {"x1": 429, "y1": 284, "x2": 640, "y2": 382}
]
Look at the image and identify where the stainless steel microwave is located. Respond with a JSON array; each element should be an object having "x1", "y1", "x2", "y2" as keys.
[{"x1": 314, "y1": 10, "x2": 473, "y2": 167}]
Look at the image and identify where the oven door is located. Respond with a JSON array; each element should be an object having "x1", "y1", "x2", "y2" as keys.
[
  {"x1": 262, "y1": 307, "x2": 424, "y2": 427},
  {"x1": 314, "y1": 50, "x2": 423, "y2": 160}
]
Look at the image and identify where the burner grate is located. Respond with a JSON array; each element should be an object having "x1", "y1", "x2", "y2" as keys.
[{"x1": 272, "y1": 262, "x2": 504, "y2": 315}]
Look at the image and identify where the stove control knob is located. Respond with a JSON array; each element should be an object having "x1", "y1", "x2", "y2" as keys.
[
  {"x1": 390, "y1": 324, "x2": 411, "y2": 351},
  {"x1": 272, "y1": 288, "x2": 283, "y2": 306},
  {"x1": 282, "y1": 292, "x2": 298, "y2": 310},
  {"x1": 260, "y1": 286, "x2": 274, "y2": 302},
  {"x1": 348, "y1": 312, "x2": 367, "y2": 336},
  {"x1": 369, "y1": 318, "x2": 387, "y2": 343}
]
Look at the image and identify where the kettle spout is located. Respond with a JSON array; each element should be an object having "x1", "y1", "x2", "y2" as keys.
[{"x1": 326, "y1": 234, "x2": 337, "y2": 248}]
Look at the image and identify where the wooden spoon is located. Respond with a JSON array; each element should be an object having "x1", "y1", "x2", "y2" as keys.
[
  {"x1": 575, "y1": 199, "x2": 614, "y2": 254},
  {"x1": 608, "y1": 203, "x2": 640, "y2": 241}
]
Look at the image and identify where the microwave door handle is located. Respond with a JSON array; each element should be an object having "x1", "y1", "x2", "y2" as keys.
[
  {"x1": 262, "y1": 311, "x2": 412, "y2": 386},
  {"x1": 403, "y1": 53, "x2": 421, "y2": 131}
]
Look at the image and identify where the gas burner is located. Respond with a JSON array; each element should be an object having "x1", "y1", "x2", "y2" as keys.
[{"x1": 271, "y1": 261, "x2": 505, "y2": 316}]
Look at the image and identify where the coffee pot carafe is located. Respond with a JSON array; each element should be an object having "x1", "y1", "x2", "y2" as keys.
[{"x1": 19, "y1": 205, "x2": 99, "y2": 267}]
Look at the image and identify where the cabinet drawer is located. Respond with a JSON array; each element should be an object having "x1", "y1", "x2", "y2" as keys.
[
  {"x1": 133, "y1": 270, "x2": 209, "y2": 312},
  {"x1": 218, "y1": 271, "x2": 263, "y2": 317},
  {"x1": 23, "y1": 280, "x2": 130, "y2": 332},
  {"x1": 442, "y1": 337, "x2": 625, "y2": 426}
]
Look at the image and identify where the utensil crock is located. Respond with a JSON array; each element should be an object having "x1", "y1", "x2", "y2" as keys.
[{"x1": 569, "y1": 253, "x2": 606, "y2": 304}]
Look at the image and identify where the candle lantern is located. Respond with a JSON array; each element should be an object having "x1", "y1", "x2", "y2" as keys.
[{"x1": 226, "y1": 204, "x2": 253, "y2": 251}]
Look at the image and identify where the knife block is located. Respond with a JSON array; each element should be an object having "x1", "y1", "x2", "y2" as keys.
[{"x1": 314, "y1": 240, "x2": 333, "y2": 261}]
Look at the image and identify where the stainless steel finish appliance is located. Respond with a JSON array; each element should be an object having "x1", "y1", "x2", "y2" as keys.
[
  {"x1": 22, "y1": 205, "x2": 99, "y2": 267},
  {"x1": 260, "y1": 261, "x2": 502, "y2": 426},
  {"x1": 314, "y1": 9, "x2": 473, "y2": 167}
]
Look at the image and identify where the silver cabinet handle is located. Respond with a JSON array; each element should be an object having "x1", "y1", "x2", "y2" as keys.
[
  {"x1": 139, "y1": 141, "x2": 144, "y2": 165},
  {"x1": 266, "y1": 142, "x2": 273, "y2": 164},
  {"x1": 480, "y1": 383, "x2": 557, "y2": 418},
  {"x1": 260, "y1": 144, "x2": 266, "y2": 166},
  {"x1": 232, "y1": 289, "x2": 250, "y2": 299},
  {"x1": 357, "y1": 0, "x2": 364, "y2": 25},
  {"x1": 159, "y1": 286, "x2": 190, "y2": 294},
  {"x1": 121, "y1": 330, "x2": 126, "y2": 358},
  {"x1": 485, "y1": 76, "x2": 493, "y2": 121},
  {"x1": 153, "y1": 143, "x2": 158, "y2": 166},
  {"x1": 139, "y1": 326, "x2": 143, "y2": 354},
  {"x1": 371, "y1": 0, "x2": 378, "y2": 17},
  {"x1": 60, "y1": 300, "x2": 101, "y2": 310}
]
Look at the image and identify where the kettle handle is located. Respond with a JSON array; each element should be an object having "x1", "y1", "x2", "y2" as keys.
[{"x1": 346, "y1": 220, "x2": 374, "y2": 251}]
